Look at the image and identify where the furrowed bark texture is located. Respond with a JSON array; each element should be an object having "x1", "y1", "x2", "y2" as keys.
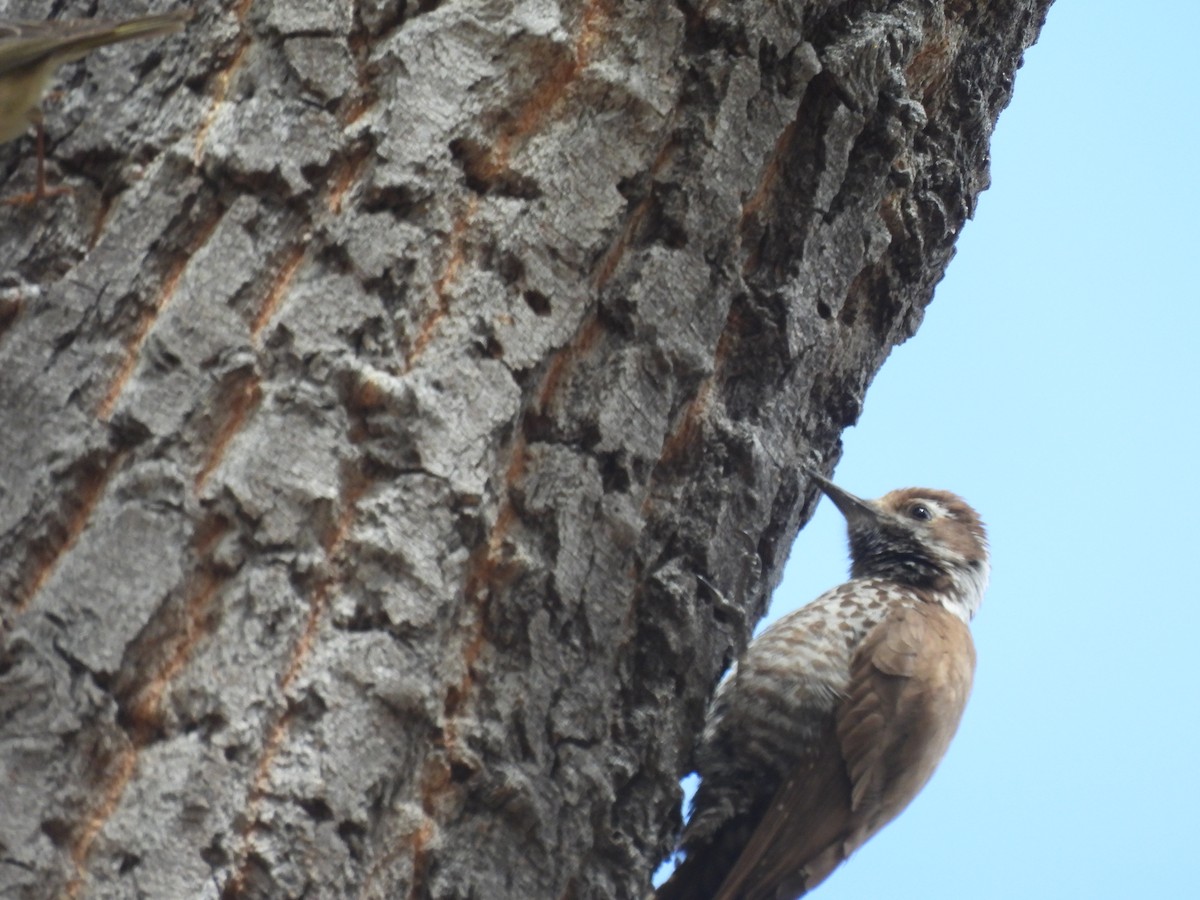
[{"x1": 0, "y1": 1, "x2": 1048, "y2": 898}]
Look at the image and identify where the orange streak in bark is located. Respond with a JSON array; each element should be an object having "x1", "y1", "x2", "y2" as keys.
[
  {"x1": 97, "y1": 264, "x2": 183, "y2": 419},
  {"x1": 377, "y1": 6, "x2": 617, "y2": 891},
  {"x1": 223, "y1": 468, "x2": 372, "y2": 897},
  {"x1": 326, "y1": 144, "x2": 373, "y2": 215},
  {"x1": 10, "y1": 451, "x2": 127, "y2": 616},
  {"x1": 536, "y1": 317, "x2": 604, "y2": 412},
  {"x1": 63, "y1": 746, "x2": 138, "y2": 900},
  {"x1": 124, "y1": 570, "x2": 226, "y2": 738},
  {"x1": 195, "y1": 372, "x2": 262, "y2": 492},
  {"x1": 96, "y1": 210, "x2": 223, "y2": 420},
  {"x1": 405, "y1": 0, "x2": 612, "y2": 374},
  {"x1": 487, "y1": 0, "x2": 611, "y2": 178},
  {"x1": 644, "y1": 300, "x2": 742, "y2": 511},
  {"x1": 740, "y1": 121, "x2": 797, "y2": 226},
  {"x1": 65, "y1": 517, "x2": 232, "y2": 894},
  {"x1": 592, "y1": 133, "x2": 679, "y2": 290},
  {"x1": 404, "y1": 194, "x2": 479, "y2": 372},
  {"x1": 193, "y1": 2, "x2": 253, "y2": 166},
  {"x1": 251, "y1": 245, "x2": 307, "y2": 340}
]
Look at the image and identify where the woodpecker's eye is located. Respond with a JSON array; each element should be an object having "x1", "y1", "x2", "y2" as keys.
[{"x1": 910, "y1": 504, "x2": 932, "y2": 521}]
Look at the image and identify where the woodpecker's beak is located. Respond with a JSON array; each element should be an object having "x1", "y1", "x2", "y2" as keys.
[{"x1": 806, "y1": 470, "x2": 881, "y2": 529}]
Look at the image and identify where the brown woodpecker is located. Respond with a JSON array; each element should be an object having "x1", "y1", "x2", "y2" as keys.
[{"x1": 656, "y1": 472, "x2": 989, "y2": 900}]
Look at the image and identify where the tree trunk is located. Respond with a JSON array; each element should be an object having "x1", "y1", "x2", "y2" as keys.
[{"x1": 0, "y1": 1, "x2": 1049, "y2": 897}]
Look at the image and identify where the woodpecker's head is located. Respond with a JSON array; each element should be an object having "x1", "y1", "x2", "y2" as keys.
[{"x1": 808, "y1": 471, "x2": 990, "y2": 622}]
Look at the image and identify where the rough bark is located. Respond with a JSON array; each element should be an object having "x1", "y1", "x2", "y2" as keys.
[{"x1": 0, "y1": 1, "x2": 1049, "y2": 898}]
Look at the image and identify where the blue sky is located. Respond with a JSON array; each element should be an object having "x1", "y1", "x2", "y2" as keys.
[{"x1": 672, "y1": 2, "x2": 1200, "y2": 898}]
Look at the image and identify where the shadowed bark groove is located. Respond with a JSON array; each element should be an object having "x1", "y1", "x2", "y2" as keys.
[{"x1": 0, "y1": 1, "x2": 1049, "y2": 897}]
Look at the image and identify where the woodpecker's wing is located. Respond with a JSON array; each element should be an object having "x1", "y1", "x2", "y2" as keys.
[
  {"x1": 709, "y1": 602, "x2": 974, "y2": 900},
  {"x1": 836, "y1": 600, "x2": 975, "y2": 852}
]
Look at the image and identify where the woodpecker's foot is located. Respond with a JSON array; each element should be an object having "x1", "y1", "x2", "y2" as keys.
[{"x1": 696, "y1": 574, "x2": 747, "y2": 628}]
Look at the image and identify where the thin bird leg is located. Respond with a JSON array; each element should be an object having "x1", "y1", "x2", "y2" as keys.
[{"x1": 3, "y1": 107, "x2": 73, "y2": 206}]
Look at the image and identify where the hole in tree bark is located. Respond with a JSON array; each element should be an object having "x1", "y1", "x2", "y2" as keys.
[
  {"x1": 41, "y1": 819, "x2": 71, "y2": 846},
  {"x1": 338, "y1": 820, "x2": 367, "y2": 860},
  {"x1": 524, "y1": 290, "x2": 551, "y2": 316},
  {"x1": 201, "y1": 839, "x2": 228, "y2": 867},
  {"x1": 300, "y1": 798, "x2": 334, "y2": 821},
  {"x1": 599, "y1": 452, "x2": 631, "y2": 493},
  {"x1": 0, "y1": 295, "x2": 22, "y2": 339},
  {"x1": 477, "y1": 334, "x2": 504, "y2": 359}
]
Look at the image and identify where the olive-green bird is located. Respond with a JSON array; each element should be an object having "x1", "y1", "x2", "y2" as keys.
[{"x1": 0, "y1": 10, "x2": 189, "y2": 204}]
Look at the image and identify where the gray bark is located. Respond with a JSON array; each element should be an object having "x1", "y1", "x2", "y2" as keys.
[{"x1": 0, "y1": 1, "x2": 1049, "y2": 898}]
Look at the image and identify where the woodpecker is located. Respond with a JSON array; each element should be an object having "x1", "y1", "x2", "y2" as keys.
[{"x1": 656, "y1": 471, "x2": 989, "y2": 900}]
